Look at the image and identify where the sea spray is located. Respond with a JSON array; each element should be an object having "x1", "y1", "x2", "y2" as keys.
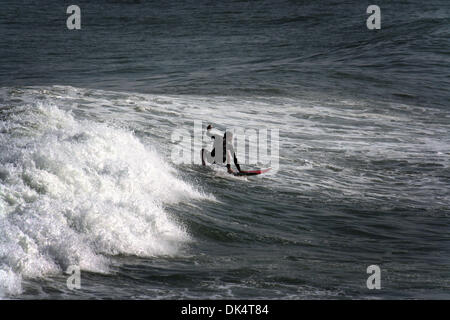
[{"x1": 0, "y1": 101, "x2": 208, "y2": 296}]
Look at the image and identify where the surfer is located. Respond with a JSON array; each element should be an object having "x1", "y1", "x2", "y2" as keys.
[{"x1": 202, "y1": 124, "x2": 242, "y2": 174}]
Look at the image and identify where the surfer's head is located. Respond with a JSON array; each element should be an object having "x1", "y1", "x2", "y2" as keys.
[{"x1": 207, "y1": 124, "x2": 212, "y2": 130}]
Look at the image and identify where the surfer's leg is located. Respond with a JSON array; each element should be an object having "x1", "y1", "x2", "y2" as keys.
[
  {"x1": 234, "y1": 153, "x2": 241, "y2": 172},
  {"x1": 201, "y1": 149, "x2": 206, "y2": 165},
  {"x1": 211, "y1": 148, "x2": 216, "y2": 164}
]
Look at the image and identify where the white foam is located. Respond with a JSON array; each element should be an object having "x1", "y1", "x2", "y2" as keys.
[
  {"x1": 0, "y1": 267, "x2": 22, "y2": 297},
  {"x1": 0, "y1": 101, "x2": 208, "y2": 297}
]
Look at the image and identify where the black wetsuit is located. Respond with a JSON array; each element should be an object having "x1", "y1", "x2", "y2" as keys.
[
  {"x1": 204, "y1": 131, "x2": 241, "y2": 172},
  {"x1": 210, "y1": 137, "x2": 241, "y2": 172}
]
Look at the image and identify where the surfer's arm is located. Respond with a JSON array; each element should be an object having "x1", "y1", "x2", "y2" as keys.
[{"x1": 206, "y1": 127, "x2": 221, "y2": 140}]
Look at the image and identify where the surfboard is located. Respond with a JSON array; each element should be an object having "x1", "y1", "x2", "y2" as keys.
[
  {"x1": 233, "y1": 168, "x2": 271, "y2": 176},
  {"x1": 202, "y1": 148, "x2": 270, "y2": 176}
]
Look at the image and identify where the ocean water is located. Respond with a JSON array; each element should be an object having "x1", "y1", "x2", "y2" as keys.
[{"x1": 0, "y1": 0, "x2": 449, "y2": 299}]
